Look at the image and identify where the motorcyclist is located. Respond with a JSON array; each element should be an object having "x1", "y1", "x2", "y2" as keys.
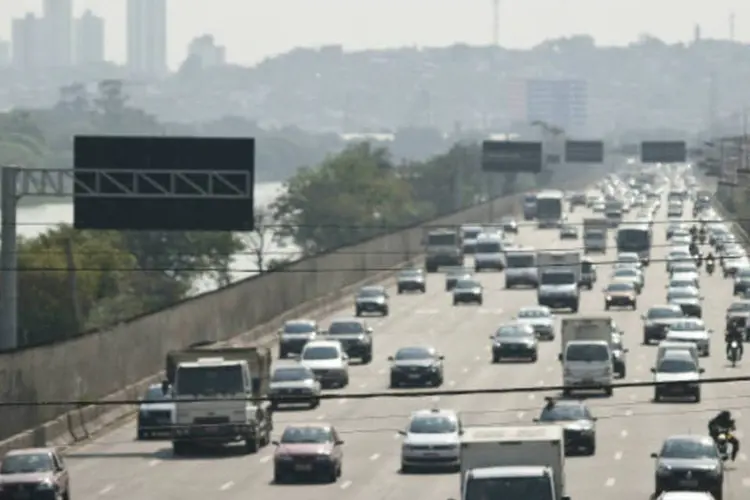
[
  {"x1": 706, "y1": 252, "x2": 716, "y2": 273},
  {"x1": 725, "y1": 327, "x2": 744, "y2": 360},
  {"x1": 690, "y1": 224, "x2": 698, "y2": 239},
  {"x1": 709, "y1": 410, "x2": 740, "y2": 461},
  {"x1": 689, "y1": 241, "x2": 699, "y2": 256}
]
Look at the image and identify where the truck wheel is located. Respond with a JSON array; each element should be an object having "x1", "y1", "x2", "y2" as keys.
[
  {"x1": 362, "y1": 351, "x2": 372, "y2": 364},
  {"x1": 245, "y1": 435, "x2": 260, "y2": 454}
]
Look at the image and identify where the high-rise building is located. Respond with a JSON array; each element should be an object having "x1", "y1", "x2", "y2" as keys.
[
  {"x1": 186, "y1": 35, "x2": 226, "y2": 68},
  {"x1": 75, "y1": 10, "x2": 105, "y2": 65},
  {"x1": 127, "y1": 0, "x2": 168, "y2": 76},
  {"x1": 42, "y1": 0, "x2": 73, "y2": 67},
  {"x1": 0, "y1": 40, "x2": 10, "y2": 67},
  {"x1": 11, "y1": 14, "x2": 43, "y2": 70},
  {"x1": 524, "y1": 79, "x2": 588, "y2": 132}
]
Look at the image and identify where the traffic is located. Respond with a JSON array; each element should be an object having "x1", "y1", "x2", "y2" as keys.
[{"x1": 2, "y1": 162, "x2": 749, "y2": 500}]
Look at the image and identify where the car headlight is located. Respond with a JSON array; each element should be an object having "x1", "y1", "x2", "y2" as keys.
[
  {"x1": 707, "y1": 467, "x2": 721, "y2": 476},
  {"x1": 657, "y1": 464, "x2": 672, "y2": 475},
  {"x1": 275, "y1": 454, "x2": 293, "y2": 461},
  {"x1": 36, "y1": 481, "x2": 54, "y2": 490},
  {"x1": 606, "y1": 295, "x2": 612, "y2": 301}
]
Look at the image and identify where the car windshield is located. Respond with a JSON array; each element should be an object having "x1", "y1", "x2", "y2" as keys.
[
  {"x1": 465, "y1": 476, "x2": 554, "y2": 500},
  {"x1": 0, "y1": 453, "x2": 54, "y2": 474},
  {"x1": 613, "y1": 269, "x2": 636, "y2": 277},
  {"x1": 456, "y1": 279, "x2": 479, "y2": 289},
  {"x1": 738, "y1": 270, "x2": 750, "y2": 279},
  {"x1": 728, "y1": 302, "x2": 750, "y2": 313},
  {"x1": 672, "y1": 266, "x2": 696, "y2": 273},
  {"x1": 565, "y1": 344, "x2": 609, "y2": 362},
  {"x1": 669, "y1": 252, "x2": 690, "y2": 260},
  {"x1": 518, "y1": 309, "x2": 550, "y2": 319},
  {"x1": 280, "y1": 426, "x2": 333, "y2": 444},
  {"x1": 669, "y1": 321, "x2": 704, "y2": 332},
  {"x1": 607, "y1": 282, "x2": 634, "y2": 292},
  {"x1": 475, "y1": 242, "x2": 501, "y2": 253},
  {"x1": 540, "y1": 271, "x2": 573, "y2": 285},
  {"x1": 539, "y1": 404, "x2": 589, "y2": 422},
  {"x1": 144, "y1": 386, "x2": 170, "y2": 401},
  {"x1": 357, "y1": 288, "x2": 384, "y2": 298},
  {"x1": 668, "y1": 290, "x2": 698, "y2": 300},
  {"x1": 283, "y1": 322, "x2": 316, "y2": 334},
  {"x1": 506, "y1": 254, "x2": 535, "y2": 267},
  {"x1": 399, "y1": 270, "x2": 422, "y2": 278},
  {"x1": 657, "y1": 358, "x2": 697, "y2": 373},
  {"x1": 669, "y1": 280, "x2": 693, "y2": 288},
  {"x1": 272, "y1": 367, "x2": 313, "y2": 382},
  {"x1": 618, "y1": 255, "x2": 639, "y2": 263},
  {"x1": 647, "y1": 308, "x2": 682, "y2": 319},
  {"x1": 328, "y1": 321, "x2": 364, "y2": 335},
  {"x1": 302, "y1": 346, "x2": 339, "y2": 360},
  {"x1": 408, "y1": 416, "x2": 457, "y2": 434},
  {"x1": 660, "y1": 439, "x2": 718, "y2": 459},
  {"x1": 175, "y1": 365, "x2": 244, "y2": 396},
  {"x1": 395, "y1": 347, "x2": 432, "y2": 360},
  {"x1": 495, "y1": 325, "x2": 529, "y2": 338}
]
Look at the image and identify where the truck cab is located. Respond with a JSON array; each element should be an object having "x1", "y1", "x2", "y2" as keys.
[
  {"x1": 537, "y1": 252, "x2": 581, "y2": 312},
  {"x1": 425, "y1": 228, "x2": 464, "y2": 273},
  {"x1": 560, "y1": 340, "x2": 613, "y2": 397}
]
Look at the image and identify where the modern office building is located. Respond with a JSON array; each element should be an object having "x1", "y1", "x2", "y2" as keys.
[
  {"x1": 11, "y1": 14, "x2": 43, "y2": 70},
  {"x1": 524, "y1": 79, "x2": 588, "y2": 132},
  {"x1": 127, "y1": 0, "x2": 168, "y2": 75},
  {"x1": 42, "y1": 0, "x2": 73, "y2": 67},
  {"x1": 186, "y1": 35, "x2": 226, "y2": 68},
  {"x1": 75, "y1": 10, "x2": 106, "y2": 65}
]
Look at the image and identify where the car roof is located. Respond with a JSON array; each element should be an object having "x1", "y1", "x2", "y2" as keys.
[
  {"x1": 359, "y1": 285, "x2": 385, "y2": 292},
  {"x1": 5, "y1": 448, "x2": 55, "y2": 457},
  {"x1": 284, "y1": 319, "x2": 316, "y2": 326},
  {"x1": 662, "y1": 434, "x2": 713, "y2": 445},
  {"x1": 411, "y1": 408, "x2": 458, "y2": 420},
  {"x1": 648, "y1": 304, "x2": 682, "y2": 311},
  {"x1": 304, "y1": 340, "x2": 342, "y2": 349}
]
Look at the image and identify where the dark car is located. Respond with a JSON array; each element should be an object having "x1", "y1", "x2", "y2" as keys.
[
  {"x1": 137, "y1": 383, "x2": 173, "y2": 440},
  {"x1": 570, "y1": 192, "x2": 587, "y2": 206},
  {"x1": 278, "y1": 319, "x2": 319, "y2": 358},
  {"x1": 603, "y1": 281, "x2": 637, "y2": 310},
  {"x1": 651, "y1": 435, "x2": 723, "y2": 500},
  {"x1": 388, "y1": 346, "x2": 444, "y2": 387},
  {"x1": 445, "y1": 268, "x2": 472, "y2": 291},
  {"x1": 642, "y1": 305, "x2": 685, "y2": 344},
  {"x1": 0, "y1": 448, "x2": 70, "y2": 500},
  {"x1": 272, "y1": 424, "x2": 344, "y2": 483},
  {"x1": 354, "y1": 286, "x2": 389, "y2": 316},
  {"x1": 501, "y1": 216, "x2": 518, "y2": 234},
  {"x1": 324, "y1": 318, "x2": 373, "y2": 364},
  {"x1": 733, "y1": 268, "x2": 750, "y2": 295},
  {"x1": 397, "y1": 268, "x2": 426, "y2": 294},
  {"x1": 490, "y1": 323, "x2": 538, "y2": 363},
  {"x1": 452, "y1": 278, "x2": 483, "y2": 305},
  {"x1": 666, "y1": 287, "x2": 703, "y2": 318},
  {"x1": 611, "y1": 332, "x2": 628, "y2": 378},
  {"x1": 533, "y1": 398, "x2": 596, "y2": 456}
]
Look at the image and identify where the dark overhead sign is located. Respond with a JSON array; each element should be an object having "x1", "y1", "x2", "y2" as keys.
[
  {"x1": 481, "y1": 141, "x2": 543, "y2": 174},
  {"x1": 565, "y1": 140, "x2": 604, "y2": 163},
  {"x1": 74, "y1": 136, "x2": 255, "y2": 231},
  {"x1": 640, "y1": 141, "x2": 686, "y2": 163}
]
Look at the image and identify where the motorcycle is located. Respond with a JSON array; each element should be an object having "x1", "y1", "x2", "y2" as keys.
[
  {"x1": 699, "y1": 231, "x2": 707, "y2": 244},
  {"x1": 728, "y1": 340, "x2": 741, "y2": 367},
  {"x1": 716, "y1": 430, "x2": 735, "y2": 461},
  {"x1": 706, "y1": 260, "x2": 715, "y2": 275}
]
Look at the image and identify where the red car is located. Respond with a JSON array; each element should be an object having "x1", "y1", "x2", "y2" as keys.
[
  {"x1": 272, "y1": 424, "x2": 344, "y2": 483},
  {"x1": 0, "y1": 447, "x2": 70, "y2": 500}
]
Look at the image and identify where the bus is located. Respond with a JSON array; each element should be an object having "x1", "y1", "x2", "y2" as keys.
[
  {"x1": 536, "y1": 190, "x2": 564, "y2": 228},
  {"x1": 616, "y1": 223, "x2": 652, "y2": 264}
]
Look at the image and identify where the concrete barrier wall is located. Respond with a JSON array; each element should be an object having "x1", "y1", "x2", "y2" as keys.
[{"x1": 0, "y1": 173, "x2": 593, "y2": 446}]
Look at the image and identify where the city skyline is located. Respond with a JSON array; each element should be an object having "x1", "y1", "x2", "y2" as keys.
[{"x1": 2, "y1": 0, "x2": 750, "y2": 69}]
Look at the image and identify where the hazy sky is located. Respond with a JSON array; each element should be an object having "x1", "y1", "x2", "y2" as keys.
[{"x1": 2, "y1": 0, "x2": 750, "y2": 68}]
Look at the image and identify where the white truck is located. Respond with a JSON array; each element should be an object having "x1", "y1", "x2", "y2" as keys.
[
  {"x1": 582, "y1": 218, "x2": 608, "y2": 253},
  {"x1": 537, "y1": 251, "x2": 581, "y2": 312},
  {"x1": 559, "y1": 318, "x2": 615, "y2": 397},
  {"x1": 457, "y1": 425, "x2": 568, "y2": 500},
  {"x1": 165, "y1": 345, "x2": 274, "y2": 455}
]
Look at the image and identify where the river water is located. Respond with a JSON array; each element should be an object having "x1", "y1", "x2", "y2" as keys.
[{"x1": 12, "y1": 182, "x2": 293, "y2": 294}]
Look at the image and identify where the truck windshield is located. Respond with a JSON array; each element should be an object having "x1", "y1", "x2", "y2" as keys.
[
  {"x1": 565, "y1": 344, "x2": 609, "y2": 362},
  {"x1": 465, "y1": 476, "x2": 553, "y2": 500},
  {"x1": 475, "y1": 242, "x2": 501, "y2": 253},
  {"x1": 540, "y1": 271, "x2": 574, "y2": 285},
  {"x1": 617, "y1": 228, "x2": 650, "y2": 251},
  {"x1": 507, "y1": 255, "x2": 535, "y2": 268},
  {"x1": 427, "y1": 233, "x2": 456, "y2": 246},
  {"x1": 175, "y1": 365, "x2": 244, "y2": 396}
]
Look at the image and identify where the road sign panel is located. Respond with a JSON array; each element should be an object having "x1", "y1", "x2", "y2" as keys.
[
  {"x1": 481, "y1": 141, "x2": 542, "y2": 174},
  {"x1": 640, "y1": 141, "x2": 686, "y2": 163},
  {"x1": 565, "y1": 140, "x2": 604, "y2": 163}
]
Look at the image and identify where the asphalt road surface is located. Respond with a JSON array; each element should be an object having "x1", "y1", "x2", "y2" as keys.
[{"x1": 63, "y1": 194, "x2": 750, "y2": 500}]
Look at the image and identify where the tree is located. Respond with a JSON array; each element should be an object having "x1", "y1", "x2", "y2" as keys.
[
  {"x1": 245, "y1": 209, "x2": 284, "y2": 273},
  {"x1": 272, "y1": 143, "x2": 426, "y2": 254},
  {"x1": 17, "y1": 226, "x2": 137, "y2": 345}
]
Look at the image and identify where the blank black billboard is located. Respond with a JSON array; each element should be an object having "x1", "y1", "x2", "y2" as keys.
[
  {"x1": 74, "y1": 136, "x2": 255, "y2": 231},
  {"x1": 640, "y1": 141, "x2": 686, "y2": 163},
  {"x1": 481, "y1": 141, "x2": 542, "y2": 173},
  {"x1": 565, "y1": 140, "x2": 604, "y2": 163}
]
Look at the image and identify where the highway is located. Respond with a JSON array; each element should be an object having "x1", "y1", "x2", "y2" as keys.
[{"x1": 61, "y1": 193, "x2": 750, "y2": 500}]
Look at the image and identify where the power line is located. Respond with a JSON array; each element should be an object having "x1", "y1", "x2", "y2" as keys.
[{"x1": 3, "y1": 375, "x2": 748, "y2": 406}]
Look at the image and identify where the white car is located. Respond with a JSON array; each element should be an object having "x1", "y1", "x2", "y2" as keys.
[
  {"x1": 657, "y1": 492, "x2": 715, "y2": 500},
  {"x1": 616, "y1": 252, "x2": 642, "y2": 270},
  {"x1": 651, "y1": 351, "x2": 703, "y2": 402},
  {"x1": 666, "y1": 250, "x2": 692, "y2": 272},
  {"x1": 298, "y1": 340, "x2": 350, "y2": 388},
  {"x1": 665, "y1": 318, "x2": 712, "y2": 357},
  {"x1": 399, "y1": 408, "x2": 461, "y2": 472}
]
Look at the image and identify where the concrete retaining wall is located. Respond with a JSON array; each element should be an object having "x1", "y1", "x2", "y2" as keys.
[{"x1": 0, "y1": 172, "x2": 593, "y2": 452}]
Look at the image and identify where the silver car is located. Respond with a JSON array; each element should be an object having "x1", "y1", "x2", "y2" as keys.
[
  {"x1": 269, "y1": 365, "x2": 322, "y2": 409},
  {"x1": 399, "y1": 408, "x2": 461, "y2": 472},
  {"x1": 514, "y1": 306, "x2": 555, "y2": 340},
  {"x1": 278, "y1": 319, "x2": 319, "y2": 359}
]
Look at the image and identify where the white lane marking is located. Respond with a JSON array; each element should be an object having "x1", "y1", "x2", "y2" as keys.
[
  {"x1": 99, "y1": 485, "x2": 114, "y2": 495},
  {"x1": 605, "y1": 478, "x2": 616, "y2": 487},
  {"x1": 517, "y1": 411, "x2": 525, "y2": 420},
  {"x1": 737, "y1": 411, "x2": 743, "y2": 418},
  {"x1": 633, "y1": 378, "x2": 641, "y2": 383},
  {"x1": 620, "y1": 430, "x2": 628, "y2": 438},
  {"x1": 448, "y1": 380, "x2": 456, "y2": 387},
  {"x1": 431, "y1": 396, "x2": 440, "y2": 402},
  {"x1": 536, "y1": 380, "x2": 544, "y2": 386},
  {"x1": 474, "y1": 355, "x2": 481, "y2": 361},
  {"x1": 625, "y1": 409, "x2": 633, "y2": 416},
  {"x1": 359, "y1": 383, "x2": 367, "y2": 389},
  {"x1": 220, "y1": 481, "x2": 234, "y2": 491},
  {"x1": 338, "y1": 399, "x2": 347, "y2": 405},
  {"x1": 614, "y1": 451, "x2": 623, "y2": 460},
  {"x1": 378, "y1": 368, "x2": 385, "y2": 375},
  {"x1": 148, "y1": 459, "x2": 159, "y2": 467},
  {"x1": 628, "y1": 394, "x2": 636, "y2": 401},
  {"x1": 545, "y1": 366, "x2": 553, "y2": 372},
  {"x1": 393, "y1": 433, "x2": 401, "y2": 439},
  {"x1": 635, "y1": 365, "x2": 642, "y2": 371},
  {"x1": 739, "y1": 453, "x2": 747, "y2": 462},
  {"x1": 316, "y1": 414, "x2": 326, "y2": 420},
  {"x1": 370, "y1": 453, "x2": 380, "y2": 461},
  {"x1": 341, "y1": 480, "x2": 352, "y2": 490},
  {"x1": 260, "y1": 455, "x2": 272, "y2": 463},
  {"x1": 462, "y1": 367, "x2": 469, "y2": 373},
  {"x1": 528, "y1": 393, "x2": 535, "y2": 400}
]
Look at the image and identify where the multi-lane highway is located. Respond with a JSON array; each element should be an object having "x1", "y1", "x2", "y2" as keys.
[{"x1": 61, "y1": 194, "x2": 750, "y2": 499}]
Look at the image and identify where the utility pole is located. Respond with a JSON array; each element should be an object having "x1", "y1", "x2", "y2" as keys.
[{"x1": 0, "y1": 167, "x2": 251, "y2": 350}]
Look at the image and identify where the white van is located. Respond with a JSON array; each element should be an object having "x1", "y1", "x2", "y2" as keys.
[
  {"x1": 561, "y1": 340, "x2": 613, "y2": 397},
  {"x1": 474, "y1": 234, "x2": 506, "y2": 272}
]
